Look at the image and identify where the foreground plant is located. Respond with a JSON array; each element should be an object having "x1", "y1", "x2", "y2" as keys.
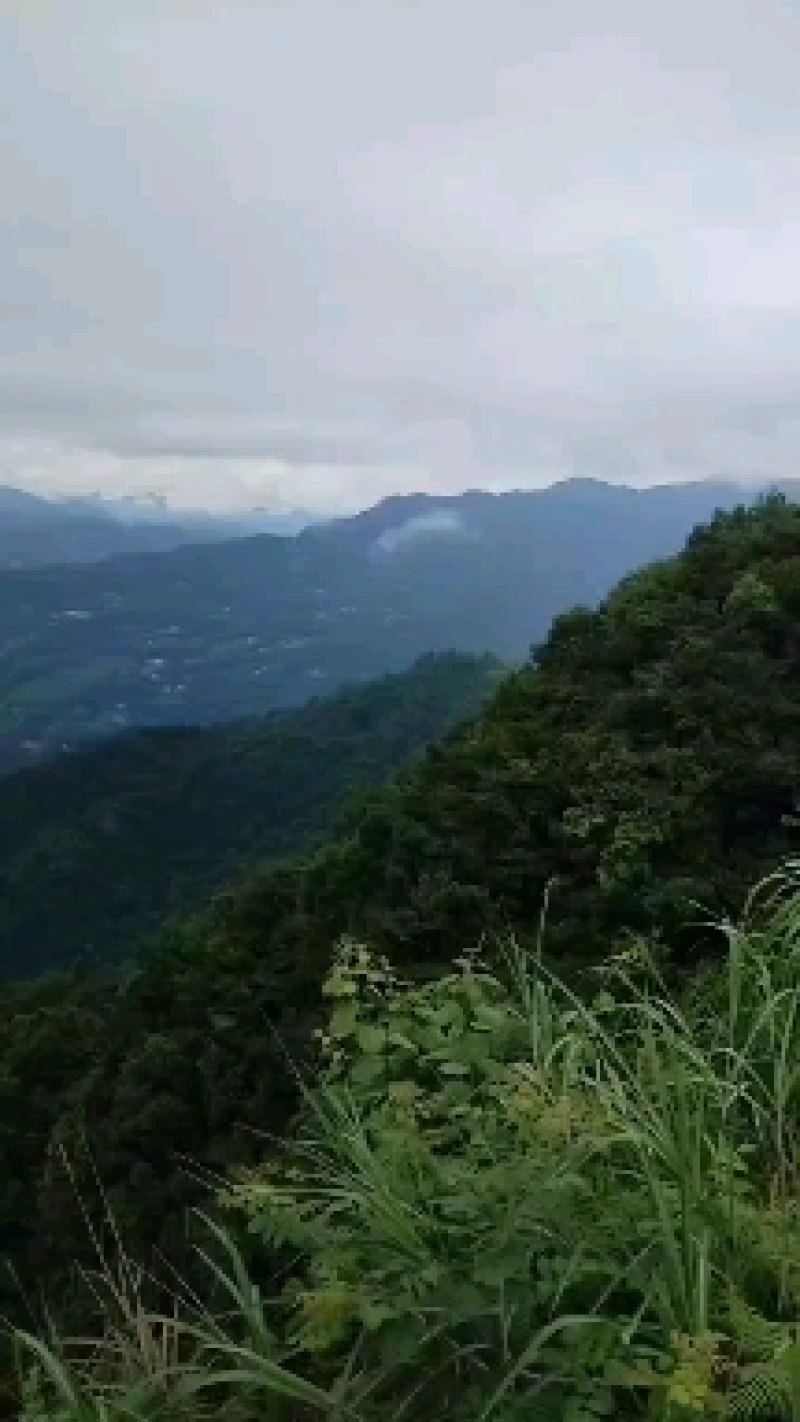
[
  {"x1": 18, "y1": 863, "x2": 800, "y2": 1419},
  {"x1": 225, "y1": 872, "x2": 800, "y2": 1419}
]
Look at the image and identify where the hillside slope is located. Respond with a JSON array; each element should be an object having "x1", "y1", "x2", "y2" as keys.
[
  {"x1": 182, "y1": 492, "x2": 800, "y2": 978},
  {"x1": 6, "y1": 492, "x2": 800, "y2": 1328},
  {"x1": 0, "y1": 652, "x2": 502, "y2": 978},
  {"x1": 27, "y1": 491, "x2": 800, "y2": 1275},
  {"x1": 0, "y1": 477, "x2": 791, "y2": 769}
]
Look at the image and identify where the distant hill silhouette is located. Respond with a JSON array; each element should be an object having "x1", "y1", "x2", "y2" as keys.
[
  {"x1": 0, "y1": 477, "x2": 794, "y2": 768},
  {"x1": 0, "y1": 484, "x2": 315, "y2": 569}
]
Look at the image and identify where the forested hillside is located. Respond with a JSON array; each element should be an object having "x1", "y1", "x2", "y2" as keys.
[
  {"x1": 5, "y1": 494, "x2": 800, "y2": 1418},
  {"x1": 0, "y1": 652, "x2": 501, "y2": 978},
  {"x1": 177, "y1": 491, "x2": 800, "y2": 985},
  {"x1": 1, "y1": 494, "x2": 799, "y2": 1327}
]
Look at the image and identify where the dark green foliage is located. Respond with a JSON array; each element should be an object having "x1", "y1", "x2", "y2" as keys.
[
  {"x1": 20, "y1": 863, "x2": 800, "y2": 1420},
  {"x1": 7, "y1": 493, "x2": 800, "y2": 1358},
  {"x1": 0, "y1": 968, "x2": 110, "y2": 1333},
  {"x1": 0, "y1": 652, "x2": 501, "y2": 978},
  {"x1": 184, "y1": 493, "x2": 800, "y2": 981},
  {"x1": 29, "y1": 492, "x2": 800, "y2": 1305}
]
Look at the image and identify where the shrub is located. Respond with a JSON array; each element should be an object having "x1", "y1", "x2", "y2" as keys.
[{"x1": 19, "y1": 862, "x2": 800, "y2": 1419}]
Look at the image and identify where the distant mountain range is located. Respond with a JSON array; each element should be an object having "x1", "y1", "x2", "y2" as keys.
[
  {"x1": 0, "y1": 476, "x2": 794, "y2": 769},
  {"x1": 0, "y1": 485, "x2": 317, "y2": 568}
]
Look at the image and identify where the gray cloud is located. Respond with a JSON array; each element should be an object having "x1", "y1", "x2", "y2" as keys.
[
  {"x1": 103, "y1": 416, "x2": 388, "y2": 465},
  {"x1": 0, "y1": 376, "x2": 163, "y2": 437},
  {"x1": 1, "y1": 0, "x2": 800, "y2": 510}
]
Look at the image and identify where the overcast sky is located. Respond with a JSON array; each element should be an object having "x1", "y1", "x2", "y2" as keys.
[{"x1": 2, "y1": 0, "x2": 800, "y2": 513}]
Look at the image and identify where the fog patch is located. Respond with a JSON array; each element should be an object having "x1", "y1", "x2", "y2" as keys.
[{"x1": 372, "y1": 509, "x2": 478, "y2": 556}]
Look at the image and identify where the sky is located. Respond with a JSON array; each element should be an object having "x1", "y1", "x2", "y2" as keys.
[{"x1": 2, "y1": 0, "x2": 800, "y2": 514}]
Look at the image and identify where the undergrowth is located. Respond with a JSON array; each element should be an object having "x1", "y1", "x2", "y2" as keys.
[{"x1": 16, "y1": 861, "x2": 800, "y2": 1419}]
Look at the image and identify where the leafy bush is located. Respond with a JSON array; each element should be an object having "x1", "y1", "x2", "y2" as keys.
[
  {"x1": 222, "y1": 863, "x2": 800, "y2": 1417},
  {"x1": 23, "y1": 860, "x2": 800, "y2": 1420}
]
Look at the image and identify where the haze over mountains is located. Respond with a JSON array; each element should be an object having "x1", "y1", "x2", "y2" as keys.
[
  {"x1": 7, "y1": 1, "x2": 800, "y2": 1406},
  {"x1": 0, "y1": 485, "x2": 316, "y2": 569},
  {"x1": 0, "y1": 475, "x2": 792, "y2": 770}
]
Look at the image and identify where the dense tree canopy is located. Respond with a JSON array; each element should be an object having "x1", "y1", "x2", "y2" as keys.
[
  {"x1": 26, "y1": 493, "x2": 800, "y2": 1284},
  {"x1": 0, "y1": 651, "x2": 502, "y2": 977},
  {"x1": 5, "y1": 493, "x2": 800, "y2": 1346},
  {"x1": 183, "y1": 494, "x2": 800, "y2": 979}
]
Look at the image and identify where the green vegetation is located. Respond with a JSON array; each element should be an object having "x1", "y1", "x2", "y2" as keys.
[
  {"x1": 165, "y1": 491, "x2": 800, "y2": 985},
  {"x1": 2, "y1": 492, "x2": 800, "y2": 1416},
  {"x1": 0, "y1": 651, "x2": 501, "y2": 977},
  {"x1": 16, "y1": 862, "x2": 800, "y2": 1419}
]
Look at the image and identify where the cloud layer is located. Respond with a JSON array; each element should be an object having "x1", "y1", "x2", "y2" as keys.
[{"x1": 2, "y1": 0, "x2": 799, "y2": 511}]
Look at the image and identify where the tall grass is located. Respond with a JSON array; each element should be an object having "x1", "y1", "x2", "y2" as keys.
[{"x1": 15, "y1": 864, "x2": 800, "y2": 1419}]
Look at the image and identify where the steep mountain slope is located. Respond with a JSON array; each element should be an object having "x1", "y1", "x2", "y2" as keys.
[
  {"x1": 0, "y1": 652, "x2": 501, "y2": 978},
  {"x1": 180, "y1": 493, "x2": 800, "y2": 986},
  {"x1": 7, "y1": 491, "x2": 800, "y2": 1325},
  {"x1": 0, "y1": 477, "x2": 792, "y2": 769}
]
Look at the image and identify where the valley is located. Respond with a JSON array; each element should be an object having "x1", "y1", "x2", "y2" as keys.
[
  {"x1": 1, "y1": 492, "x2": 800, "y2": 1417},
  {"x1": 6, "y1": 3, "x2": 797, "y2": 1411},
  {"x1": 0, "y1": 651, "x2": 501, "y2": 977},
  {"x1": 0, "y1": 477, "x2": 790, "y2": 770}
]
